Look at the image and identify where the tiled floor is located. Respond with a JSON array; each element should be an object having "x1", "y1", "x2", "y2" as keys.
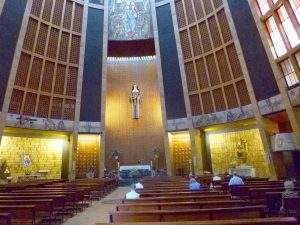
[{"x1": 62, "y1": 187, "x2": 130, "y2": 225}]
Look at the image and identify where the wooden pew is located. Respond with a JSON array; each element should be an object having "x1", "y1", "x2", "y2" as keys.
[
  {"x1": 116, "y1": 200, "x2": 250, "y2": 211},
  {"x1": 0, "y1": 205, "x2": 39, "y2": 225},
  {"x1": 0, "y1": 195, "x2": 66, "y2": 223},
  {"x1": 139, "y1": 191, "x2": 220, "y2": 198},
  {"x1": 96, "y1": 217, "x2": 298, "y2": 225},
  {"x1": 249, "y1": 187, "x2": 300, "y2": 204},
  {"x1": 265, "y1": 192, "x2": 283, "y2": 212},
  {"x1": 109, "y1": 205, "x2": 266, "y2": 222},
  {"x1": 284, "y1": 197, "x2": 300, "y2": 216},
  {"x1": 0, "y1": 199, "x2": 54, "y2": 217},
  {"x1": 137, "y1": 187, "x2": 190, "y2": 192},
  {"x1": 0, "y1": 213, "x2": 11, "y2": 225},
  {"x1": 122, "y1": 194, "x2": 232, "y2": 203}
]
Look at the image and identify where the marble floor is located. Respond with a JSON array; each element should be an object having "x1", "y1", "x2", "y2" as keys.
[{"x1": 62, "y1": 187, "x2": 130, "y2": 225}]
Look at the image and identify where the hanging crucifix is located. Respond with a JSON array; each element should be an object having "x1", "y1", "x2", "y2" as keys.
[{"x1": 130, "y1": 84, "x2": 142, "y2": 119}]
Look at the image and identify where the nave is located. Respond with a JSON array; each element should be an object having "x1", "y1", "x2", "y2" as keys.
[{"x1": 0, "y1": 176, "x2": 299, "y2": 224}]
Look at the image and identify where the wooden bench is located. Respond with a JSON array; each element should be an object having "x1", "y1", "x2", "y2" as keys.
[
  {"x1": 0, "y1": 205, "x2": 39, "y2": 225},
  {"x1": 0, "y1": 213, "x2": 11, "y2": 225},
  {"x1": 284, "y1": 197, "x2": 300, "y2": 216},
  {"x1": 110, "y1": 205, "x2": 266, "y2": 222},
  {"x1": 139, "y1": 191, "x2": 220, "y2": 198},
  {"x1": 249, "y1": 187, "x2": 300, "y2": 204},
  {"x1": 122, "y1": 194, "x2": 232, "y2": 203},
  {"x1": 96, "y1": 217, "x2": 298, "y2": 225},
  {"x1": 116, "y1": 200, "x2": 250, "y2": 211}
]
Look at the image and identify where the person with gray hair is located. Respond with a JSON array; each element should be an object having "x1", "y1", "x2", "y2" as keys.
[
  {"x1": 228, "y1": 172, "x2": 244, "y2": 186},
  {"x1": 280, "y1": 179, "x2": 298, "y2": 212},
  {"x1": 125, "y1": 184, "x2": 140, "y2": 199},
  {"x1": 282, "y1": 179, "x2": 298, "y2": 198}
]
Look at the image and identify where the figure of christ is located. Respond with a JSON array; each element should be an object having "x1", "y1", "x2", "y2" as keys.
[{"x1": 130, "y1": 84, "x2": 141, "y2": 119}]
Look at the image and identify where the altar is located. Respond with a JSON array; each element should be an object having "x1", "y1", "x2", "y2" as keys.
[
  {"x1": 119, "y1": 165, "x2": 151, "y2": 171},
  {"x1": 119, "y1": 165, "x2": 152, "y2": 186},
  {"x1": 229, "y1": 165, "x2": 256, "y2": 177}
]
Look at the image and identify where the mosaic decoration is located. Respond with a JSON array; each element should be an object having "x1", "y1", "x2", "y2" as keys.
[
  {"x1": 169, "y1": 132, "x2": 192, "y2": 176},
  {"x1": 89, "y1": 0, "x2": 104, "y2": 5},
  {"x1": 108, "y1": 0, "x2": 153, "y2": 40},
  {"x1": 208, "y1": 128, "x2": 270, "y2": 178},
  {"x1": 76, "y1": 135, "x2": 100, "y2": 178},
  {"x1": 192, "y1": 105, "x2": 254, "y2": 128},
  {"x1": 0, "y1": 136, "x2": 63, "y2": 181},
  {"x1": 288, "y1": 85, "x2": 300, "y2": 106},
  {"x1": 6, "y1": 113, "x2": 74, "y2": 131}
]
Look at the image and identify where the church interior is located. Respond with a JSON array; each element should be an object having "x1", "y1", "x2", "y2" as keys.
[{"x1": 0, "y1": 0, "x2": 299, "y2": 224}]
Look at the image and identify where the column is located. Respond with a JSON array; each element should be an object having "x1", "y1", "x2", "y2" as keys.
[
  {"x1": 68, "y1": 132, "x2": 78, "y2": 180},
  {"x1": 100, "y1": 0, "x2": 109, "y2": 178},
  {"x1": 189, "y1": 129, "x2": 204, "y2": 175},
  {"x1": 152, "y1": 0, "x2": 174, "y2": 176}
]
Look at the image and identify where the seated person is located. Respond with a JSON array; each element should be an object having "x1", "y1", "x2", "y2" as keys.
[
  {"x1": 213, "y1": 173, "x2": 222, "y2": 181},
  {"x1": 228, "y1": 172, "x2": 244, "y2": 186},
  {"x1": 281, "y1": 179, "x2": 298, "y2": 212},
  {"x1": 189, "y1": 178, "x2": 201, "y2": 190},
  {"x1": 135, "y1": 182, "x2": 144, "y2": 189},
  {"x1": 125, "y1": 189, "x2": 140, "y2": 199},
  {"x1": 282, "y1": 179, "x2": 298, "y2": 198}
]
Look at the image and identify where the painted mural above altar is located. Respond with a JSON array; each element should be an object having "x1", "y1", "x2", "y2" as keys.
[{"x1": 108, "y1": 0, "x2": 153, "y2": 40}]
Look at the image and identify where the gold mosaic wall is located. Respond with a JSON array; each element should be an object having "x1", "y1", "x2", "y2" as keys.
[
  {"x1": 208, "y1": 128, "x2": 270, "y2": 177},
  {"x1": 76, "y1": 134, "x2": 100, "y2": 178},
  {"x1": 169, "y1": 132, "x2": 192, "y2": 176},
  {"x1": 0, "y1": 136, "x2": 64, "y2": 181}
]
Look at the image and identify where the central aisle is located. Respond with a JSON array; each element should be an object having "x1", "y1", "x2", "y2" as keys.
[{"x1": 63, "y1": 187, "x2": 130, "y2": 225}]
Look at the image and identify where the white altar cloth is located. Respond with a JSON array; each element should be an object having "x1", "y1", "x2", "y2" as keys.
[{"x1": 119, "y1": 165, "x2": 151, "y2": 171}]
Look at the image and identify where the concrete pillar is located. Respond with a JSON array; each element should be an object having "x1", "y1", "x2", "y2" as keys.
[
  {"x1": 68, "y1": 132, "x2": 78, "y2": 181},
  {"x1": 152, "y1": 0, "x2": 174, "y2": 176},
  {"x1": 189, "y1": 129, "x2": 204, "y2": 175},
  {"x1": 99, "y1": 0, "x2": 108, "y2": 178}
]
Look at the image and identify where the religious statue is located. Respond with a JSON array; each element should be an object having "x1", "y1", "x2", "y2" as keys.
[
  {"x1": 130, "y1": 84, "x2": 141, "y2": 119},
  {"x1": 124, "y1": 1, "x2": 138, "y2": 36},
  {"x1": 236, "y1": 138, "x2": 248, "y2": 165}
]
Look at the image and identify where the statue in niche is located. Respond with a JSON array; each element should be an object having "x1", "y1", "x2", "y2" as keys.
[
  {"x1": 130, "y1": 84, "x2": 142, "y2": 119},
  {"x1": 236, "y1": 138, "x2": 248, "y2": 165}
]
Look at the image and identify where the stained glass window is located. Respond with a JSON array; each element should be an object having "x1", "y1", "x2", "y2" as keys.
[{"x1": 266, "y1": 16, "x2": 287, "y2": 58}]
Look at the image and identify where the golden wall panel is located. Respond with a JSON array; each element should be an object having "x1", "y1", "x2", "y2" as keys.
[
  {"x1": 0, "y1": 136, "x2": 64, "y2": 181},
  {"x1": 169, "y1": 132, "x2": 192, "y2": 176},
  {"x1": 105, "y1": 58, "x2": 165, "y2": 170},
  {"x1": 208, "y1": 128, "x2": 270, "y2": 177},
  {"x1": 76, "y1": 134, "x2": 100, "y2": 178}
]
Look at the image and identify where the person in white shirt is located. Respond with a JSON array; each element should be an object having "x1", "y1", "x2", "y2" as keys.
[
  {"x1": 135, "y1": 182, "x2": 144, "y2": 189},
  {"x1": 213, "y1": 173, "x2": 221, "y2": 181},
  {"x1": 228, "y1": 172, "x2": 244, "y2": 186},
  {"x1": 125, "y1": 189, "x2": 140, "y2": 199}
]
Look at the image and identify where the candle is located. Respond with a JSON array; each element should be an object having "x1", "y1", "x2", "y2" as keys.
[
  {"x1": 150, "y1": 161, "x2": 153, "y2": 168},
  {"x1": 117, "y1": 162, "x2": 120, "y2": 169}
]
